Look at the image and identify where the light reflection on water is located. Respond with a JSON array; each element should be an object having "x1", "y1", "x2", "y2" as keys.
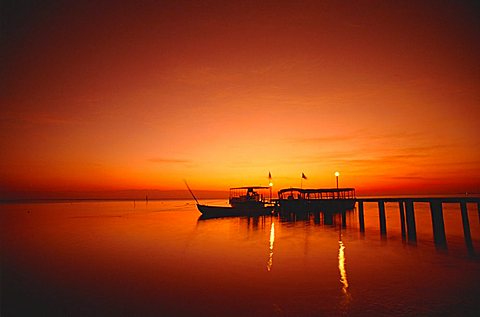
[
  {"x1": 338, "y1": 237, "x2": 352, "y2": 314},
  {"x1": 338, "y1": 239, "x2": 350, "y2": 296},
  {"x1": 1, "y1": 200, "x2": 480, "y2": 316},
  {"x1": 267, "y1": 222, "x2": 275, "y2": 272}
]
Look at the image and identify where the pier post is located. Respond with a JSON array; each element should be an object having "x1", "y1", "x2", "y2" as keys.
[
  {"x1": 405, "y1": 200, "x2": 417, "y2": 242},
  {"x1": 460, "y1": 201, "x2": 473, "y2": 250},
  {"x1": 429, "y1": 200, "x2": 446, "y2": 248},
  {"x1": 399, "y1": 201, "x2": 406, "y2": 239},
  {"x1": 324, "y1": 212, "x2": 333, "y2": 225},
  {"x1": 341, "y1": 210, "x2": 347, "y2": 228},
  {"x1": 358, "y1": 201, "x2": 365, "y2": 232},
  {"x1": 378, "y1": 200, "x2": 387, "y2": 236}
]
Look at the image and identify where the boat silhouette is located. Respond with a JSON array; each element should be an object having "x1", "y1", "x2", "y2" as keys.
[{"x1": 185, "y1": 182, "x2": 274, "y2": 218}]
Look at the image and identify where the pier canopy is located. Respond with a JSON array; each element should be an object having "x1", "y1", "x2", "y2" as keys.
[
  {"x1": 278, "y1": 188, "x2": 356, "y2": 200},
  {"x1": 230, "y1": 186, "x2": 271, "y2": 190}
]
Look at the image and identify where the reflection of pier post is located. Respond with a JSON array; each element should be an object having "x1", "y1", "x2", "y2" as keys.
[
  {"x1": 341, "y1": 210, "x2": 347, "y2": 228},
  {"x1": 378, "y1": 200, "x2": 386, "y2": 236},
  {"x1": 324, "y1": 212, "x2": 333, "y2": 225},
  {"x1": 399, "y1": 201, "x2": 406, "y2": 240},
  {"x1": 358, "y1": 201, "x2": 365, "y2": 232},
  {"x1": 460, "y1": 201, "x2": 473, "y2": 250},
  {"x1": 405, "y1": 200, "x2": 417, "y2": 242},
  {"x1": 429, "y1": 200, "x2": 446, "y2": 248},
  {"x1": 313, "y1": 212, "x2": 320, "y2": 225}
]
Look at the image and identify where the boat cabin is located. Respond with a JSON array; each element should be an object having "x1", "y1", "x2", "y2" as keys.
[{"x1": 229, "y1": 186, "x2": 270, "y2": 208}]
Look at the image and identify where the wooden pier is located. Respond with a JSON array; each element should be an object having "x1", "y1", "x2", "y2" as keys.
[{"x1": 356, "y1": 197, "x2": 480, "y2": 249}]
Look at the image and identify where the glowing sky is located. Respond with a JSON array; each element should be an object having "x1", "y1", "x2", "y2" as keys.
[{"x1": 1, "y1": 1, "x2": 479, "y2": 198}]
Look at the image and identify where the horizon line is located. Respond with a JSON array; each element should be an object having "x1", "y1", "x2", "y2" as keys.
[{"x1": 2, "y1": 192, "x2": 480, "y2": 204}]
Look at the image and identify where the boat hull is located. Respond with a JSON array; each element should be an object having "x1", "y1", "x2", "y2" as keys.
[{"x1": 197, "y1": 204, "x2": 273, "y2": 218}]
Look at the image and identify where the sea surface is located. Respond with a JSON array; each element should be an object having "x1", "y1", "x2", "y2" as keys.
[{"x1": 1, "y1": 199, "x2": 480, "y2": 316}]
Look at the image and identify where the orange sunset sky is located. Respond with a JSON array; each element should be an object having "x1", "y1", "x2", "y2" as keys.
[{"x1": 1, "y1": 1, "x2": 479, "y2": 199}]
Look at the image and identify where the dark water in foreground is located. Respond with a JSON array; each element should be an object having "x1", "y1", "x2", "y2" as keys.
[{"x1": 1, "y1": 200, "x2": 480, "y2": 316}]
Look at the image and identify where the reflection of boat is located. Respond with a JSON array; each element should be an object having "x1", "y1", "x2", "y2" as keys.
[
  {"x1": 277, "y1": 188, "x2": 356, "y2": 212},
  {"x1": 196, "y1": 186, "x2": 274, "y2": 218}
]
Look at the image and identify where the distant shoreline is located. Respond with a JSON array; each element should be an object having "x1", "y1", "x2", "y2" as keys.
[
  {"x1": 2, "y1": 193, "x2": 479, "y2": 205},
  {"x1": 0, "y1": 198, "x2": 200, "y2": 204}
]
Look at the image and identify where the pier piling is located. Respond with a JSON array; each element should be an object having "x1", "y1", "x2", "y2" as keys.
[
  {"x1": 399, "y1": 201, "x2": 406, "y2": 239},
  {"x1": 358, "y1": 201, "x2": 365, "y2": 232},
  {"x1": 460, "y1": 201, "x2": 473, "y2": 250},
  {"x1": 429, "y1": 200, "x2": 446, "y2": 248},
  {"x1": 354, "y1": 197, "x2": 479, "y2": 248},
  {"x1": 324, "y1": 212, "x2": 333, "y2": 225},
  {"x1": 378, "y1": 200, "x2": 387, "y2": 235},
  {"x1": 405, "y1": 200, "x2": 417, "y2": 243}
]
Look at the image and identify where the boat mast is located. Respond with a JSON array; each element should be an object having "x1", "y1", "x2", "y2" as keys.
[{"x1": 184, "y1": 180, "x2": 200, "y2": 204}]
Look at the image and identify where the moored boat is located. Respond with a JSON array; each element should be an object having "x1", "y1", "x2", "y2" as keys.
[{"x1": 194, "y1": 186, "x2": 274, "y2": 218}]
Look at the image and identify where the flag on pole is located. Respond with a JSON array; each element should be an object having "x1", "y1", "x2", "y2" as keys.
[
  {"x1": 301, "y1": 173, "x2": 307, "y2": 180},
  {"x1": 268, "y1": 171, "x2": 272, "y2": 180}
]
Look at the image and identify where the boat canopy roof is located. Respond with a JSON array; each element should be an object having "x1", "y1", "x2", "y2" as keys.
[
  {"x1": 278, "y1": 187, "x2": 355, "y2": 194},
  {"x1": 230, "y1": 186, "x2": 271, "y2": 190}
]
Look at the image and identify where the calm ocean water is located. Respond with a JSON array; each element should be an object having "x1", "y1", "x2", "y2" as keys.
[{"x1": 1, "y1": 200, "x2": 480, "y2": 316}]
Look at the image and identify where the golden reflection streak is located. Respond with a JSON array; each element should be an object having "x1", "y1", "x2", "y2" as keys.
[
  {"x1": 338, "y1": 239, "x2": 351, "y2": 302},
  {"x1": 267, "y1": 222, "x2": 275, "y2": 271}
]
